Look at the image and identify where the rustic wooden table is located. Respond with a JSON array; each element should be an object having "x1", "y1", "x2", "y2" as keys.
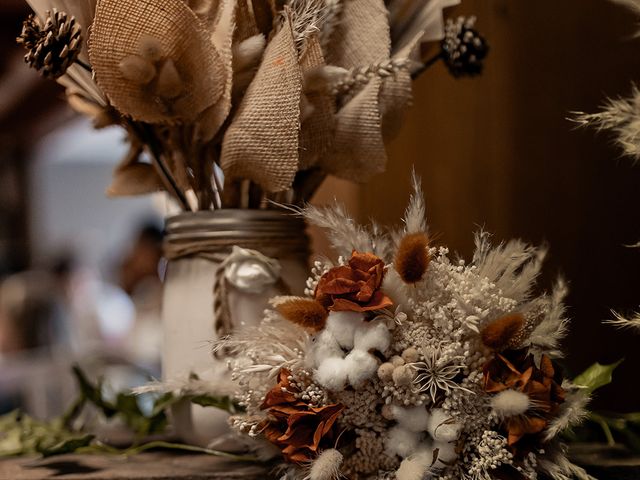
[{"x1": 0, "y1": 452, "x2": 267, "y2": 480}]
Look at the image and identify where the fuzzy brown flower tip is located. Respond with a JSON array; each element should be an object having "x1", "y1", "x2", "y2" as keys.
[
  {"x1": 395, "y1": 232, "x2": 430, "y2": 284},
  {"x1": 276, "y1": 298, "x2": 328, "y2": 332},
  {"x1": 481, "y1": 313, "x2": 525, "y2": 350}
]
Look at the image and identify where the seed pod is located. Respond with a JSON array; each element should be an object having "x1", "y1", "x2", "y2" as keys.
[
  {"x1": 118, "y1": 55, "x2": 156, "y2": 84},
  {"x1": 138, "y1": 35, "x2": 164, "y2": 62},
  {"x1": 155, "y1": 59, "x2": 183, "y2": 99}
]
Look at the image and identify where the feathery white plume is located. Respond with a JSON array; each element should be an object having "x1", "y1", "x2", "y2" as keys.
[
  {"x1": 403, "y1": 171, "x2": 427, "y2": 234},
  {"x1": 604, "y1": 309, "x2": 640, "y2": 331}
]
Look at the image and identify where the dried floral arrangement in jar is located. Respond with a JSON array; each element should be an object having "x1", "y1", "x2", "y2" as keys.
[
  {"x1": 17, "y1": 0, "x2": 487, "y2": 211},
  {"x1": 196, "y1": 177, "x2": 596, "y2": 480}
]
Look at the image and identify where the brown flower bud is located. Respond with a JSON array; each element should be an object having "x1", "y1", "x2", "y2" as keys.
[
  {"x1": 395, "y1": 232, "x2": 430, "y2": 284},
  {"x1": 119, "y1": 55, "x2": 156, "y2": 84},
  {"x1": 275, "y1": 297, "x2": 328, "y2": 333},
  {"x1": 155, "y1": 59, "x2": 183, "y2": 99},
  {"x1": 481, "y1": 313, "x2": 525, "y2": 350}
]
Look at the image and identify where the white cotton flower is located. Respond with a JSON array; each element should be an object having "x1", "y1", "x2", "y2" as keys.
[
  {"x1": 427, "y1": 409, "x2": 461, "y2": 443},
  {"x1": 314, "y1": 357, "x2": 348, "y2": 391},
  {"x1": 385, "y1": 425, "x2": 421, "y2": 458},
  {"x1": 490, "y1": 389, "x2": 530, "y2": 417},
  {"x1": 344, "y1": 350, "x2": 379, "y2": 387},
  {"x1": 396, "y1": 444, "x2": 435, "y2": 480},
  {"x1": 353, "y1": 319, "x2": 391, "y2": 353},
  {"x1": 308, "y1": 329, "x2": 344, "y2": 367},
  {"x1": 391, "y1": 405, "x2": 430, "y2": 433},
  {"x1": 325, "y1": 311, "x2": 364, "y2": 349},
  {"x1": 433, "y1": 440, "x2": 457, "y2": 466},
  {"x1": 224, "y1": 246, "x2": 281, "y2": 293}
]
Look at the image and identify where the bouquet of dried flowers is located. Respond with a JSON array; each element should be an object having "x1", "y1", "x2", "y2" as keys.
[
  {"x1": 18, "y1": 0, "x2": 487, "y2": 212},
  {"x1": 204, "y1": 177, "x2": 594, "y2": 480}
]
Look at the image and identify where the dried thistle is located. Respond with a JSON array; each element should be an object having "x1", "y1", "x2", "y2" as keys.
[
  {"x1": 481, "y1": 313, "x2": 525, "y2": 350},
  {"x1": 274, "y1": 296, "x2": 328, "y2": 332},
  {"x1": 410, "y1": 347, "x2": 471, "y2": 404},
  {"x1": 17, "y1": 9, "x2": 82, "y2": 79},
  {"x1": 441, "y1": 16, "x2": 488, "y2": 78},
  {"x1": 394, "y1": 232, "x2": 430, "y2": 284}
]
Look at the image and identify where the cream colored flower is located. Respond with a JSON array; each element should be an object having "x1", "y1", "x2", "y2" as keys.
[{"x1": 224, "y1": 246, "x2": 281, "y2": 294}]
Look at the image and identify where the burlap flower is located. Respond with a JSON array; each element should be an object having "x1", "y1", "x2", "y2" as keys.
[
  {"x1": 314, "y1": 251, "x2": 393, "y2": 312},
  {"x1": 260, "y1": 369, "x2": 344, "y2": 463},
  {"x1": 483, "y1": 349, "x2": 565, "y2": 448}
]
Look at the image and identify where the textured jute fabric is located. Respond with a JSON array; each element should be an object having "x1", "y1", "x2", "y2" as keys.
[
  {"x1": 324, "y1": 0, "x2": 390, "y2": 182},
  {"x1": 379, "y1": 68, "x2": 413, "y2": 142},
  {"x1": 220, "y1": 15, "x2": 302, "y2": 192},
  {"x1": 195, "y1": 0, "x2": 236, "y2": 142},
  {"x1": 299, "y1": 35, "x2": 334, "y2": 171},
  {"x1": 89, "y1": 0, "x2": 224, "y2": 124}
]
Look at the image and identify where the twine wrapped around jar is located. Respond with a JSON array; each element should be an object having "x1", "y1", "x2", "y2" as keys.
[{"x1": 161, "y1": 209, "x2": 310, "y2": 445}]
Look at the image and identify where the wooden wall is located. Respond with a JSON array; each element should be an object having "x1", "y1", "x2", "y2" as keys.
[{"x1": 359, "y1": 0, "x2": 640, "y2": 411}]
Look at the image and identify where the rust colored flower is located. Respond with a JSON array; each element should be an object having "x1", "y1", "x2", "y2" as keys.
[
  {"x1": 483, "y1": 349, "x2": 565, "y2": 449},
  {"x1": 314, "y1": 251, "x2": 393, "y2": 312},
  {"x1": 260, "y1": 369, "x2": 345, "y2": 463}
]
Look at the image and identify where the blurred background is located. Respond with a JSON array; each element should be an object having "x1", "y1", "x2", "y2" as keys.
[{"x1": 0, "y1": 0, "x2": 638, "y2": 419}]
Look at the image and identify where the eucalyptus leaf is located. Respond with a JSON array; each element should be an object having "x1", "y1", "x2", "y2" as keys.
[
  {"x1": 37, "y1": 434, "x2": 95, "y2": 457},
  {"x1": 190, "y1": 394, "x2": 244, "y2": 414},
  {"x1": 573, "y1": 359, "x2": 623, "y2": 394}
]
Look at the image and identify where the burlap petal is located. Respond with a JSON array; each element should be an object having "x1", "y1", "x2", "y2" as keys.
[
  {"x1": 299, "y1": 35, "x2": 334, "y2": 170},
  {"x1": 321, "y1": 0, "x2": 390, "y2": 181},
  {"x1": 325, "y1": 0, "x2": 390, "y2": 68},
  {"x1": 196, "y1": 0, "x2": 237, "y2": 142},
  {"x1": 89, "y1": 0, "x2": 224, "y2": 124},
  {"x1": 323, "y1": 77, "x2": 386, "y2": 182},
  {"x1": 379, "y1": 68, "x2": 413, "y2": 142},
  {"x1": 220, "y1": 14, "x2": 302, "y2": 192}
]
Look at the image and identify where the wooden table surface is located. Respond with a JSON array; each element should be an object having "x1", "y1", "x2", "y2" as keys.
[{"x1": 0, "y1": 452, "x2": 268, "y2": 480}]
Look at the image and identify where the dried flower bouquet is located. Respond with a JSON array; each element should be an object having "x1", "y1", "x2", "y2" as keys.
[
  {"x1": 210, "y1": 178, "x2": 593, "y2": 480},
  {"x1": 18, "y1": 0, "x2": 487, "y2": 211}
]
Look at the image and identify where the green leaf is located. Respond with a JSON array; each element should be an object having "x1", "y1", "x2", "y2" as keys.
[
  {"x1": 37, "y1": 434, "x2": 95, "y2": 457},
  {"x1": 190, "y1": 395, "x2": 244, "y2": 414},
  {"x1": 72, "y1": 365, "x2": 117, "y2": 418},
  {"x1": 573, "y1": 359, "x2": 623, "y2": 394}
]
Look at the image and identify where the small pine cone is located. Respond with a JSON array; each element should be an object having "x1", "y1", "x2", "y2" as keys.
[
  {"x1": 17, "y1": 9, "x2": 82, "y2": 79},
  {"x1": 441, "y1": 16, "x2": 488, "y2": 78}
]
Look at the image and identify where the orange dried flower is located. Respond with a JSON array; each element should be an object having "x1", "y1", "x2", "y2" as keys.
[
  {"x1": 314, "y1": 251, "x2": 393, "y2": 312},
  {"x1": 260, "y1": 369, "x2": 345, "y2": 463},
  {"x1": 483, "y1": 349, "x2": 565, "y2": 449},
  {"x1": 481, "y1": 313, "x2": 525, "y2": 350},
  {"x1": 276, "y1": 297, "x2": 328, "y2": 332},
  {"x1": 395, "y1": 232, "x2": 430, "y2": 284}
]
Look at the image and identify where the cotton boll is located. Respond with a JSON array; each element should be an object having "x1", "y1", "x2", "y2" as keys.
[
  {"x1": 325, "y1": 311, "x2": 364, "y2": 349},
  {"x1": 309, "y1": 330, "x2": 344, "y2": 367},
  {"x1": 395, "y1": 445, "x2": 435, "y2": 480},
  {"x1": 432, "y1": 440, "x2": 458, "y2": 467},
  {"x1": 490, "y1": 389, "x2": 530, "y2": 417},
  {"x1": 385, "y1": 426, "x2": 421, "y2": 458},
  {"x1": 345, "y1": 350, "x2": 378, "y2": 387},
  {"x1": 306, "y1": 448, "x2": 343, "y2": 480},
  {"x1": 353, "y1": 320, "x2": 391, "y2": 353},
  {"x1": 315, "y1": 357, "x2": 348, "y2": 391},
  {"x1": 427, "y1": 409, "x2": 461, "y2": 443},
  {"x1": 232, "y1": 34, "x2": 266, "y2": 73},
  {"x1": 391, "y1": 405, "x2": 430, "y2": 433}
]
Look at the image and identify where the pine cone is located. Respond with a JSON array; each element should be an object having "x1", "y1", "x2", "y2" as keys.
[
  {"x1": 17, "y1": 9, "x2": 82, "y2": 79},
  {"x1": 441, "y1": 16, "x2": 488, "y2": 78}
]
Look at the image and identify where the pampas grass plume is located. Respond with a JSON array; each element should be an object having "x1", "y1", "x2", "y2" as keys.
[
  {"x1": 481, "y1": 313, "x2": 525, "y2": 350},
  {"x1": 276, "y1": 297, "x2": 328, "y2": 332},
  {"x1": 305, "y1": 448, "x2": 343, "y2": 480},
  {"x1": 395, "y1": 232, "x2": 430, "y2": 284}
]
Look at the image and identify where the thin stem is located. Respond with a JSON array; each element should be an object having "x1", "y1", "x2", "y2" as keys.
[
  {"x1": 411, "y1": 52, "x2": 443, "y2": 80},
  {"x1": 75, "y1": 59, "x2": 93, "y2": 74}
]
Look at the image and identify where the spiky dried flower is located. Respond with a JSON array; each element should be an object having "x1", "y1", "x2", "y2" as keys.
[
  {"x1": 17, "y1": 9, "x2": 83, "y2": 79},
  {"x1": 441, "y1": 16, "x2": 488, "y2": 78},
  {"x1": 410, "y1": 347, "x2": 471, "y2": 404}
]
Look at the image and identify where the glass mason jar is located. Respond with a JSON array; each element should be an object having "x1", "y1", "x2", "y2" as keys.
[{"x1": 161, "y1": 209, "x2": 310, "y2": 446}]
